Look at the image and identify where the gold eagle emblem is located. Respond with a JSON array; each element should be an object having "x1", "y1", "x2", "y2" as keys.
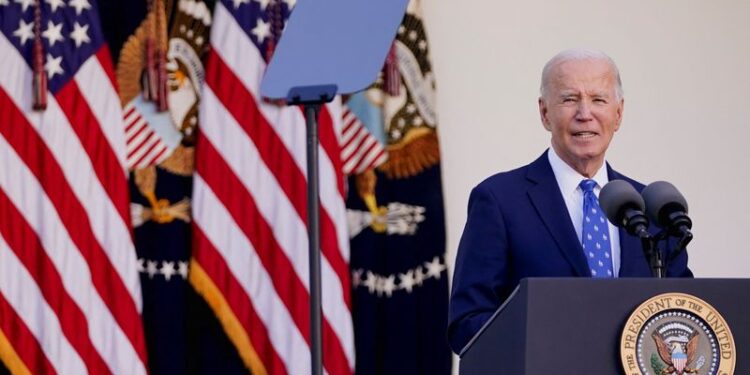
[
  {"x1": 119, "y1": 0, "x2": 211, "y2": 226},
  {"x1": 651, "y1": 331, "x2": 700, "y2": 375}
]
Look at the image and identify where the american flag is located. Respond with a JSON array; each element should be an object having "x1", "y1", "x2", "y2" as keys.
[
  {"x1": 0, "y1": 0, "x2": 147, "y2": 374},
  {"x1": 190, "y1": 1, "x2": 354, "y2": 374}
]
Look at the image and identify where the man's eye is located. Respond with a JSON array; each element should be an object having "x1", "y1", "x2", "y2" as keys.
[{"x1": 562, "y1": 98, "x2": 576, "y2": 103}]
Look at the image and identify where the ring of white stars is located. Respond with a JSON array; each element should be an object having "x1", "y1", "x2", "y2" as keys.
[
  {"x1": 352, "y1": 256, "x2": 447, "y2": 297},
  {"x1": 137, "y1": 258, "x2": 190, "y2": 281}
]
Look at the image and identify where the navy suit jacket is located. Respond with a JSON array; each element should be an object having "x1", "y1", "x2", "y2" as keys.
[{"x1": 447, "y1": 151, "x2": 692, "y2": 353}]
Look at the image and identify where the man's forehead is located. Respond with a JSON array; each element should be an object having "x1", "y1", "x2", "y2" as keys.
[
  {"x1": 549, "y1": 62, "x2": 618, "y2": 91},
  {"x1": 552, "y1": 59, "x2": 615, "y2": 78},
  {"x1": 553, "y1": 57, "x2": 611, "y2": 70},
  {"x1": 540, "y1": 54, "x2": 623, "y2": 99}
]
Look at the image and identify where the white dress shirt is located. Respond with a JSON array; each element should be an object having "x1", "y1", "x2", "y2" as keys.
[{"x1": 547, "y1": 147, "x2": 621, "y2": 276}]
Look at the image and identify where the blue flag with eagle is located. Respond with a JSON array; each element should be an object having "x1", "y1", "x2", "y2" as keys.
[
  {"x1": 344, "y1": 1, "x2": 452, "y2": 373},
  {"x1": 99, "y1": 0, "x2": 245, "y2": 373}
]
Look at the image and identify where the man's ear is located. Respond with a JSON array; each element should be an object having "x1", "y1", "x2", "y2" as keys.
[
  {"x1": 539, "y1": 97, "x2": 551, "y2": 131},
  {"x1": 615, "y1": 98, "x2": 624, "y2": 131}
]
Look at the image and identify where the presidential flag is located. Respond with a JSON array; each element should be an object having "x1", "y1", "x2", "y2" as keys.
[
  {"x1": 0, "y1": 0, "x2": 148, "y2": 374},
  {"x1": 99, "y1": 0, "x2": 246, "y2": 372},
  {"x1": 345, "y1": 1, "x2": 452, "y2": 373},
  {"x1": 190, "y1": 0, "x2": 354, "y2": 374}
]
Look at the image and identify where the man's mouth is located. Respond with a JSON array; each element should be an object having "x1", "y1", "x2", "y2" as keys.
[{"x1": 573, "y1": 131, "x2": 597, "y2": 138}]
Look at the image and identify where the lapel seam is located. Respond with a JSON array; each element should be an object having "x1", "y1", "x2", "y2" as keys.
[{"x1": 526, "y1": 155, "x2": 590, "y2": 277}]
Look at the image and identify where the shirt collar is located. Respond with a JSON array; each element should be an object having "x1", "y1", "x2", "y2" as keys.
[{"x1": 547, "y1": 147, "x2": 609, "y2": 196}]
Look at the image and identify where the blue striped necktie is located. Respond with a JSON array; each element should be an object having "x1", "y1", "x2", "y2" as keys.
[{"x1": 580, "y1": 179, "x2": 614, "y2": 278}]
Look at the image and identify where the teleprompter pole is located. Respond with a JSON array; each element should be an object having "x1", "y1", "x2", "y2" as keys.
[
  {"x1": 259, "y1": 0, "x2": 410, "y2": 369},
  {"x1": 304, "y1": 103, "x2": 323, "y2": 375}
]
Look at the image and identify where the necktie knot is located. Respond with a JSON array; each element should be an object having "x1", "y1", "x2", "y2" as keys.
[{"x1": 580, "y1": 179, "x2": 597, "y2": 194}]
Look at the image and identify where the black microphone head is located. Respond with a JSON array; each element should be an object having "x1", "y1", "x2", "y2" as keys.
[
  {"x1": 599, "y1": 180, "x2": 645, "y2": 227},
  {"x1": 642, "y1": 181, "x2": 689, "y2": 228}
]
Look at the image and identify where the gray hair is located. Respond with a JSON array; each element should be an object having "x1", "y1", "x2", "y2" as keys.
[{"x1": 540, "y1": 48, "x2": 623, "y2": 100}]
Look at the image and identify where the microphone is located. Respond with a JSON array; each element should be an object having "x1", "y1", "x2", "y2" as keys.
[
  {"x1": 641, "y1": 181, "x2": 693, "y2": 247},
  {"x1": 599, "y1": 180, "x2": 650, "y2": 239},
  {"x1": 641, "y1": 181, "x2": 692, "y2": 233}
]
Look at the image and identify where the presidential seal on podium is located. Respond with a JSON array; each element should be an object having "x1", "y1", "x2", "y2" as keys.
[{"x1": 620, "y1": 293, "x2": 736, "y2": 375}]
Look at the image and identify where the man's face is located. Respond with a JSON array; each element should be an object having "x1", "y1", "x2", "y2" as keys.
[{"x1": 538, "y1": 58, "x2": 624, "y2": 176}]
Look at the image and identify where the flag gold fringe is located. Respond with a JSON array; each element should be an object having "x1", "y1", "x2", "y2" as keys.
[
  {"x1": 379, "y1": 128, "x2": 441, "y2": 179},
  {"x1": 0, "y1": 328, "x2": 31, "y2": 375},
  {"x1": 188, "y1": 259, "x2": 268, "y2": 375}
]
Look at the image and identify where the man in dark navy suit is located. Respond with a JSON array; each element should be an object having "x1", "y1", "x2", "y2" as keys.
[{"x1": 447, "y1": 49, "x2": 692, "y2": 354}]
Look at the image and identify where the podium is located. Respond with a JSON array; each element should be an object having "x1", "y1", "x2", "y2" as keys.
[{"x1": 459, "y1": 278, "x2": 749, "y2": 374}]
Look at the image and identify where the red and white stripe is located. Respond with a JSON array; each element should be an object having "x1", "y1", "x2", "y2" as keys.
[
  {"x1": 0, "y1": 34, "x2": 147, "y2": 374},
  {"x1": 123, "y1": 103, "x2": 170, "y2": 170},
  {"x1": 340, "y1": 107, "x2": 387, "y2": 175},
  {"x1": 191, "y1": 2, "x2": 354, "y2": 374}
]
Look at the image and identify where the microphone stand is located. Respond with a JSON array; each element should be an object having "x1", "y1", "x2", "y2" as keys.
[
  {"x1": 647, "y1": 229, "x2": 692, "y2": 278},
  {"x1": 625, "y1": 210, "x2": 664, "y2": 278},
  {"x1": 664, "y1": 229, "x2": 692, "y2": 269},
  {"x1": 670, "y1": 228, "x2": 693, "y2": 260},
  {"x1": 639, "y1": 233, "x2": 664, "y2": 278}
]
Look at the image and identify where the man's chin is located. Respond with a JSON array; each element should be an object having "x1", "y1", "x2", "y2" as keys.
[
  {"x1": 567, "y1": 143, "x2": 605, "y2": 158},
  {"x1": 565, "y1": 151, "x2": 605, "y2": 172}
]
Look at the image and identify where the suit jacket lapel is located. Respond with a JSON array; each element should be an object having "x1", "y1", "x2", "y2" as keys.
[
  {"x1": 526, "y1": 152, "x2": 590, "y2": 276},
  {"x1": 607, "y1": 166, "x2": 643, "y2": 276}
]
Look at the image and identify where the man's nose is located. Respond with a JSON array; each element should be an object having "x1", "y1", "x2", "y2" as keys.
[{"x1": 576, "y1": 101, "x2": 593, "y2": 121}]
